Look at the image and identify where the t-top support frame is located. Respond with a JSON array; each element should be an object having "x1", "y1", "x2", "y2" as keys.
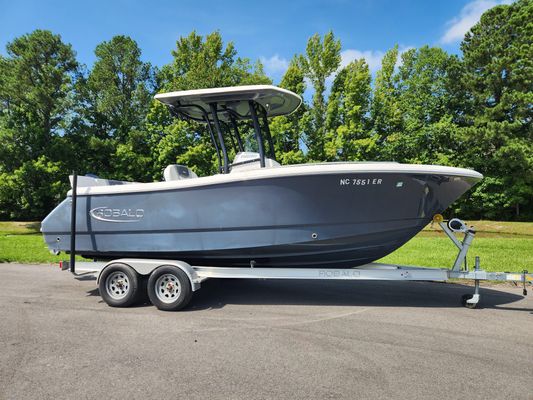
[
  {"x1": 258, "y1": 104, "x2": 276, "y2": 162},
  {"x1": 248, "y1": 100, "x2": 266, "y2": 168},
  {"x1": 169, "y1": 99, "x2": 277, "y2": 173},
  {"x1": 209, "y1": 103, "x2": 230, "y2": 174}
]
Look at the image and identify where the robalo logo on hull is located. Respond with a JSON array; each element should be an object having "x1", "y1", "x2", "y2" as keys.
[{"x1": 89, "y1": 207, "x2": 145, "y2": 223}]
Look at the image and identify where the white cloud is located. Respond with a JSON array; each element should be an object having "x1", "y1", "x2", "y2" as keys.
[
  {"x1": 340, "y1": 46, "x2": 414, "y2": 74},
  {"x1": 340, "y1": 49, "x2": 385, "y2": 73},
  {"x1": 440, "y1": 0, "x2": 513, "y2": 44},
  {"x1": 259, "y1": 54, "x2": 290, "y2": 76}
]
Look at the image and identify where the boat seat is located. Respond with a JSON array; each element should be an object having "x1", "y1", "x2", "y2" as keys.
[{"x1": 163, "y1": 165, "x2": 198, "y2": 181}]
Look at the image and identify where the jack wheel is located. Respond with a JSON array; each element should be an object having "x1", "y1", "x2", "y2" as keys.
[{"x1": 461, "y1": 294, "x2": 478, "y2": 309}]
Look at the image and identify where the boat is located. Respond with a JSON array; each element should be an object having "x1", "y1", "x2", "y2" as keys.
[{"x1": 41, "y1": 85, "x2": 483, "y2": 268}]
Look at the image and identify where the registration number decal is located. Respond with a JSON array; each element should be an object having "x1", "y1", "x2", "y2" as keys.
[{"x1": 339, "y1": 178, "x2": 383, "y2": 186}]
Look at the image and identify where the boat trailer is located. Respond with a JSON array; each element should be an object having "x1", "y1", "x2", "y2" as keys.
[{"x1": 59, "y1": 187, "x2": 532, "y2": 310}]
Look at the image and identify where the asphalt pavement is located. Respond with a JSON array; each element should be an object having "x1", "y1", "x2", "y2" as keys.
[{"x1": 0, "y1": 263, "x2": 532, "y2": 400}]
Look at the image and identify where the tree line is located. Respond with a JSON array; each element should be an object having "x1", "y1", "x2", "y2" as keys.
[{"x1": 0, "y1": 0, "x2": 531, "y2": 221}]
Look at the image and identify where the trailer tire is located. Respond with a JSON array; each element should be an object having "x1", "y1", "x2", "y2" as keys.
[
  {"x1": 99, "y1": 263, "x2": 140, "y2": 308},
  {"x1": 147, "y1": 266, "x2": 192, "y2": 311}
]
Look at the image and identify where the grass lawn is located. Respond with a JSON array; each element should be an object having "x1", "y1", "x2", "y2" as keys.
[
  {"x1": 0, "y1": 234, "x2": 84, "y2": 263},
  {"x1": 0, "y1": 220, "x2": 531, "y2": 271},
  {"x1": 0, "y1": 222, "x2": 87, "y2": 263},
  {"x1": 379, "y1": 235, "x2": 532, "y2": 272}
]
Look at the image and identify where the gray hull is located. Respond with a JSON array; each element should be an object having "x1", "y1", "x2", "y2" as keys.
[{"x1": 41, "y1": 172, "x2": 479, "y2": 268}]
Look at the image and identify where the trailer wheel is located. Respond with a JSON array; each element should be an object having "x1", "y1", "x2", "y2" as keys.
[
  {"x1": 99, "y1": 263, "x2": 140, "y2": 308},
  {"x1": 147, "y1": 266, "x2": 192, "y2": 311}
]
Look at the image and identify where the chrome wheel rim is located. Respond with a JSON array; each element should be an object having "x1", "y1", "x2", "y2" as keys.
[
  {"x1": 155, "y1": 274, "x2": 182, "y2": 304},
  {"x1": 105, "y1": 271, "x2": 130, "y2": 300}
]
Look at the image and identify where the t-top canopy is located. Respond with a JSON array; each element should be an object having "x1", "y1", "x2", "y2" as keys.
[{"x1": 154, "y1": 85, "x2": 302, "y2": 122}]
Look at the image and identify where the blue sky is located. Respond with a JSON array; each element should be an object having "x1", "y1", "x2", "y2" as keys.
[{"x1": 0, "y1": 0, "x2": 510, "y2": 82}]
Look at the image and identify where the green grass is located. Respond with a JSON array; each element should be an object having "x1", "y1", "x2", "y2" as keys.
[
  {"x1": 379, "y1": 235, "x2": 532, "y2": 272},
  {"x1": 379, "y1": 220, "x2": 533, "y2": 272},
  {"x1": 0, "y1": 221, "x2": 41, "y2": 235},
  {"x1": 0, "y1": 234, "x2": 87, "y2": 263},
  {"x1": 0, "y1": 221, "x2": 531, "y2": 271},
  {"x1": 422, "y1": 220, "x2": 533, "y2": 238},
  {"x1": 0, "y1": 222, "x2": 86, "y2": 263}
]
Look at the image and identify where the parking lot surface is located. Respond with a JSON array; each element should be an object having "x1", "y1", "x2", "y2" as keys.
[{"x1": 0, "y1": 263, "x2": 532, "y2": 400}]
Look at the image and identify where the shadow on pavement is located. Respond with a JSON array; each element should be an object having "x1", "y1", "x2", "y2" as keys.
[
  {"x1": 74, "y1": 274, "x2": 97, "y2": 281},
  {"x1": 82, "y1": 276, "x2": 530, "y2": 312},
  {"x1": 184, "y1": 279, "x2": 530, "y2": 312}
]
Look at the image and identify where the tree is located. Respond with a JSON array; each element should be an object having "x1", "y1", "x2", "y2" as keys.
[
  {"x1": 0, "y1": 156, "x2": 66, "y2": 220},
  {"x1": 84, "y1": 35, "x2": 154, "y2": 141},
  {"x1": 0, "y1": 30, "x2": 79, "y2": 166},
  {"x1": 0, "y1": 30, "x2": 78, "y2": 219},
  {"x1": 387, "y1": 46, "x2": 457, "y2": 164},
  {"x1": 112, "y1": 130, "x2": 153, "y2": 182},
  {"x1": 269, "y1": 57, "x2": 307, "y2": 164},
  {"x1": 71, "y1": 36, "x2": 155, "y2": 181},
  {"x1": 457, "y1": 0, "x2": 533, "y2": 219},
  {"x1": 325, "y1": 59, "x2": 372, "y2": 161},
  {"x1": 370, "y1": 45, "x2": 402, "y2": 157},
  {"x1": 298, "y1": 31, "x2": 341, "y2": 160},
  {"x1": 161, "y1": 31, "x2": 270, "y2": 91}
]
